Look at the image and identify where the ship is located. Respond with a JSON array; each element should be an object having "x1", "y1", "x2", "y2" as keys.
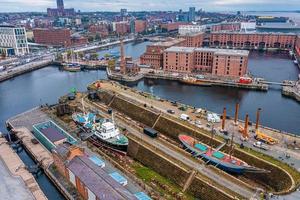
[
  {"x1": 180, "y1": 76, "x2": 212, "y2": 86},
  {"x1": 62, "y1": 63, "x2": 82, "y2": 72},
  {"x1": 178, "y1": 134, "x2": 268, "y2": 174},
  {"x1": 72, "y1": 112, "x2": 128, "y2": 153}
]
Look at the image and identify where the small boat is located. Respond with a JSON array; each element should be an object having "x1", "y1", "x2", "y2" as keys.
[
  {"x1": 62, "y1": 63, "x2": 82, "y2": 72},
  {"x1": 178, "y1": 135, "x2": 267, "y2": 174},
  {"x1": 180, "y1": 76, "x2": 212, "y2": 86},
  {"x1": 72, "y1": 112, "x2": 97, "y2": 130}
]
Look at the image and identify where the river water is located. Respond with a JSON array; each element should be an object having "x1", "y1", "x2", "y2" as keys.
[{"x1": 0, "y1": 42, "x2": 300, "y2": 199}]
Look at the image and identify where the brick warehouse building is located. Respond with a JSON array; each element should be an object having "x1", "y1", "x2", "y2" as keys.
[
  {"x1": 140, "y1": 38, "x2": 186, "y2": 69},
  {"x1": 163, "y1": 46, "x2": 248, "y2": 77},
  {"x1": 33, "y1": 28, "x2": 71, "y2": 47},
  {"x1": 134, "y1": 20, "x2": 147, "y2": 33},
  {"x1": 295, "y1": 35, "x2": 300, "y2": 59},
  {"x1": 180, "y1": 32, "x2": 205, "y2": 47},
  {"x1": 210, "y1": 32, "x2": 296, "y2": 49}
]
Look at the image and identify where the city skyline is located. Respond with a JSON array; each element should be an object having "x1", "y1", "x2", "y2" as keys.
[{"x1": 1, "y1": 0, "x2": 300, "y2": 12}]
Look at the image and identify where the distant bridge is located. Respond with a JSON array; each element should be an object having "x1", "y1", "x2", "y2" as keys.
[{"x1": 259, "y1": 81, "x2": 295, "y2": 87}]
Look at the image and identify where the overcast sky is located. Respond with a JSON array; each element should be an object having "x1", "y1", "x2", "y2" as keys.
[{"x1": 0, "y1": 0, "x2": 300, "y2": 12}]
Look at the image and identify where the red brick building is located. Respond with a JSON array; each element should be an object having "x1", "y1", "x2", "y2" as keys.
[
  {"x1": 33, "y1": 28, "x2": 71, "y2": 47},
  {"x1": 163, "y1": 47, "x2": 249, "y2": 77},
  {"x1": 113, "y1": 21, "x2": 129, "y2": 35},
  {"x1": 180, "y1": 32, "x2": 205, "y2": 47},
  {"x1": 135, "y1": 20, "x2": 147, "y2": 33},
  {"x1": 88, "y1": 24, "x2": 109, "y2": 37},
  {"x1": 295, "y1": 35, "x2": 300, "y2": 58},
  {"x1": 210, "y1": 32, "x2": 296, "y2": 49},
  {"x1": 71, "y1": 36, "x2": 88, "y2": 46},
  {"x1": 160, "y1": 22, "x2": 189, "y2": 32},
  {"x1": 140, "y1": 38, "x2": 186, "y2": 69},
  {"x1": 211, "y1": 22, "x2": 241, "y2": 32},
  {"x1": 52, "y1": 144, "x2": 137, "y2": 200}
]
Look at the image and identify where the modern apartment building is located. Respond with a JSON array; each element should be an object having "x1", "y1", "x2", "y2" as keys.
[
  {"x1": 163, "y1": 46, "x2": 249, "y2": 77},
  {"x1": 0, "y1": 25, "x2": 29, "y2": 56}
]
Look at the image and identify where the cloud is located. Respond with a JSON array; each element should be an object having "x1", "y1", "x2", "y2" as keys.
[{"x1": 0, "y1": 0, "x2": 300, "y2": 12}]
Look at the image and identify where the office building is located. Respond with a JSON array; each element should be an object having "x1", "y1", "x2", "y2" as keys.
[
  {"x1": 188, "y1": 7, "x2": 196, "y2": 22},
  {"x1": 0, "y1": 25, "x2": 29, "y2": 56}
]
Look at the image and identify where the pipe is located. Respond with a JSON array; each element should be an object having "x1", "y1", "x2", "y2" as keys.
[
  {"x1": 256, "y1": 108, "x2": 261, "y2": 130},
  {"x1": 234, "y1": 103, "x2": 239, "y2": 124},
  {"x1": 244, "y1": 114, "x2": 249, "y2": 138},
  {"x1": 222, "y1": 107, "x2": 226, "y2": 130}
]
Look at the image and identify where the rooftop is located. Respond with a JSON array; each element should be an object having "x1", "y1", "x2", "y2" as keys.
[
  {"x1": 165, "y1": 46, "x2": 195, "y2": 53},
  {"x1": 165, "y1": 46, "x2": 249, "y2": 56},
  {"x1": 68, "y1": 156, "x2": 137, "y2": 200},
  {"x1": 151, "y1": 38, "x2": 186, "y2": 47}
]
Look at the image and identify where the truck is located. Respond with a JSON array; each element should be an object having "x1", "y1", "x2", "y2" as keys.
[
  {"x1": 180, "y1": 114, "x2": 190, "y2": 121},
  {"x1": 143, "y1": 127, "x2": 158, "y2": 138}
]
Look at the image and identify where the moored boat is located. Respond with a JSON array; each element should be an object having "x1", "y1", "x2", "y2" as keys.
[
  {"x1": 63, "y1": 63, "x2": 82, "y2": 72},
  {"x1": 72, "y1": 112, "x2": 128, "y2": 153},
  {"x1": 178, "y1": 134, "x2": 267, "y2": 174},
  {"x1": 180, "y1": 76, "x2": 212, "y2": 86}
]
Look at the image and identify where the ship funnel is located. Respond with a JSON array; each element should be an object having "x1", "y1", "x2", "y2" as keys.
[
  {"x1": 234, "y1": 103, "x2": 239, "y2": 125},
  {"x1": 244, "y1": 114, "x2": 249, "y2": 139},
  {"x1": 221, "y1": 107, "x2": 226, "y2": 131},
  {"x1": 255, "y1": 108, "x2": 261, "y2": 130}
]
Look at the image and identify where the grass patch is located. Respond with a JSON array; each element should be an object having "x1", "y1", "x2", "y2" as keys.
[
  {"x1": 239, "y1": 146, "x2": 300, "y2": 187},
  {"x1": 131, "y1": 163, "x2": 195, "y2": 200}
]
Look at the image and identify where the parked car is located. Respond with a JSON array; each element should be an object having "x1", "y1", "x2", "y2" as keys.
[{"x1": 167, "y1": 109, "x2": 175, "y2": 114}]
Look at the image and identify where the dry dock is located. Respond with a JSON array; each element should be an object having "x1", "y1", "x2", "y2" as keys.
[{"x1": 0, "y1": 137, "x2": 47, "y2": 200}]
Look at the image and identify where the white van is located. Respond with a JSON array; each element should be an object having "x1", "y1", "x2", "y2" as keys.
[{"x1": 180, "y1": 114, "x2": 190, "y2": 121}]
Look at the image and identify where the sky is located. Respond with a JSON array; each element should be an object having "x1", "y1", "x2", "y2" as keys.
[{"x1": 0, "y1": 0, "x2": 300, "y2": 12}]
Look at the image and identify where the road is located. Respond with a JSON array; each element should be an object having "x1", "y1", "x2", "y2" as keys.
[{"x1": 83, "y1": 97, "x2": 257, "y2": 199}]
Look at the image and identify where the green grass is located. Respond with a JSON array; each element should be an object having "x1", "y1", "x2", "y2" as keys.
[{"x1": 131, "y1": 163, "x2": 195, "y2": 200}]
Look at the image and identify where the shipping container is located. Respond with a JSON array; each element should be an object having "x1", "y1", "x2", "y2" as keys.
[{"x1": 143, "y1": 127, "x2": 158, "y2": 138}]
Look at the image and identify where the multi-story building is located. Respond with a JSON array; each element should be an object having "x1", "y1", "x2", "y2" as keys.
[
  {"x1": 178, "y1": 25, "x2": 207, "y2": 35},
  {"x1": 295, "y1": 35, "x2": 300, "y2": 59},
  {"x1": 134, "y1": 20, "x2": 147, "y2": 33},
  {"x1": 180, "y1": 32, "x2": 205, "y2": 47},
  {"x1": 188, "y1": 7, "x2": 196, "y2": 22},
  {"x1": 52, "y1": 144, "x2": 141, "y2": 200},
  {"x1": 140, "y1": 38, "x2": 186, "y2": 69},
  {"x1": 160, "y1": 22, "x2": 188, "y2": 32},
  {"x1": 163, "y1": 46, "x2": 249, "y2": 77},
  {"x1": 112, "y1": 21, "x2": 129, "y2": 35},
  {"x1": 88, "y1": 24, "x2": 109, "y2": 37},
  {"x1": 33, "y1": 28, "x2": 71, "y2": 47},
  {"x1": 211, "y1": 22, "x2": 241, "y2": 32},
  {"x1": 210, "y1": 32, "x2": 296, "y2": 49},
  {"x1": 0, "y1": 25, "x2": 29, "y2": 56}
]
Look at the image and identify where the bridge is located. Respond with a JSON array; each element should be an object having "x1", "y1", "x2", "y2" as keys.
[{"x1": 258, "y1": 81, "x2": 295, "y2": 87}]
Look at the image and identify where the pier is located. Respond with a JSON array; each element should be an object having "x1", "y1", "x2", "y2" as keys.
[{"x1": 0, "y1": 57, "x2": 53, "y2": 83}]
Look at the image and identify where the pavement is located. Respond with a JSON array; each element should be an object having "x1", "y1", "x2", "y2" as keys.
[{"x1": 0, "y1": 159, "x2": 35, "y2": 200}]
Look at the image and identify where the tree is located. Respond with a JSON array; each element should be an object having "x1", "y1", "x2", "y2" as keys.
[
  {"x1": 88, "y1": 36, "x2": 94, "y2": 42},
  {"x1": 90, "y1": 53, "x2": 99, "y2": 60},
  {"x1": 95, "y1": 33, "x2": 101, "y2": 41}
]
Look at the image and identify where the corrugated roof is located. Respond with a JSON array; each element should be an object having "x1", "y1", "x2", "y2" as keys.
[{"x1": 68, "y1": 156, "x2": 137, "y2": 200}]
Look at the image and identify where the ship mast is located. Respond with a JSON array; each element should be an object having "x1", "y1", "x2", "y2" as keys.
[{"x1": 120, "y1": 38, "x2": 126, "y2": 74}]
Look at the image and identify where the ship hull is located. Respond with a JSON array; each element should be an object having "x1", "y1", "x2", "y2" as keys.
[
  {"x1": 178, "y1": 135, "x2": 259, "y2": 174},
  {"x1": 180, "y1": 80, "x2": 212, "y2": 87},
  {"x1": 90, "y1": 135, "x2": 128, "y2": 154}
]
